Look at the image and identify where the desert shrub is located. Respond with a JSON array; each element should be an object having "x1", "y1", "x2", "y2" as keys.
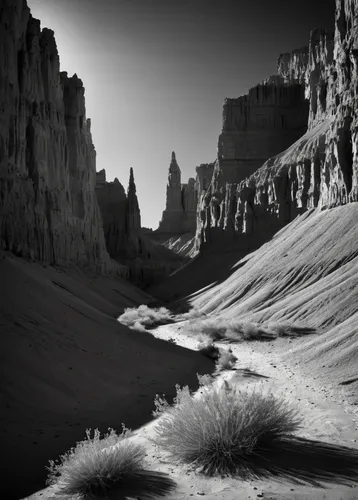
[
  {"x1": 265, "y1": 322, "x2": 317, "y2": 337},
  {"x1": 215, "y1": 348, "x2": 238, "y2": 371},
  {"x1": 179, "y1": 309, "x2": 208, "y2": 320},
  {"x1": 197, "y1": 341, "x2": 220, "y2": 360},
  {"x1": 153, "y1": 383, "x2": 302, "y2": 477},
  {"x1": 118, "y1": 305, "x2": 174, "y2": 330},
  {"x1": 197, "y1": 373, "x2": 215, "y2": 387},
  {"x1": 187, "y1": 317, "x2": 227, "y2": 341},
  {"x1": 186, "y1": 316, "x2": 316, "y2": 343},
  {"x1": 47, "y1": 427, "x2": 175, "y2": 498}
]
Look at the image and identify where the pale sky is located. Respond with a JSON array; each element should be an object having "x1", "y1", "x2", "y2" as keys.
[{"x1": 27, "y1": 0, "x2": 334, "y2": 229}]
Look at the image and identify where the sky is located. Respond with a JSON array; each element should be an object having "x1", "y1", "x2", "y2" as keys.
[{"x1": 28, "y1": 0, "x2": 335, "y2": 229}]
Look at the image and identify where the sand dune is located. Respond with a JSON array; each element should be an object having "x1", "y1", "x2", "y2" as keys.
[{"x1": 0, "y1": 253, "x2": 214, "y2": 499}]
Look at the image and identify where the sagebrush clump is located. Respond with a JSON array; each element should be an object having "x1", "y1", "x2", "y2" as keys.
[
  {"x1": 186, "y1": 316, "x2": 316, "y2": 342},
  {"x1": 153, "y1": 383, "x2": 302, "y2": 477},
  {"x1": 118, "y1": 305, "x2": 174, "y2": 330},
  {"x1": 47, "y1": 427, "x2": 176, "y2": 498}
]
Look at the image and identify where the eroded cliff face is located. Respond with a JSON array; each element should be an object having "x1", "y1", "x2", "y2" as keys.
[
  {"x1": 0, "y1": 0, "x2": 121, "y2": 273},
  {"x1": 157, "y1": 152, "x2": 198, "y2": 233},
  {"x1": 197, "y1": 0, "x2": 358, "y2": 251},
  {"x1": 96, "y1": 168, "x2": 187, "y2": 287}
]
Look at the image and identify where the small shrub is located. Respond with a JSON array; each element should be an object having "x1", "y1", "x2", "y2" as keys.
[
  {"x1": 187, "y1": 318, "x2": 227, "y2": 341},
  {"x1": 47, "y1": 427, "x2": 176, "y2": 498},
  {"x1": 153, "y1": 384, "x2": 302, "y2": 477},
  {"x1": 197, "y1": 341, "x2": 220, "y2": 360},
  {"x1": 118, "y1": 305, "x2": 174, "y2": 330},
  {"x1": 186, "y1": 316, "x2": 316, "y2": 343},
  {"x1": 197, "y1": 373, "x2": 215, "y2": 387},
  {"x1": 265, "y1": 322, "x2": 316, "y2": 337},
  {"x1": 215, "y1": 348, "x2": 237, "y2": 372}
]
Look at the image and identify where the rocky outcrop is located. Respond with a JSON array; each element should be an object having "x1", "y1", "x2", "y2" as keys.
[
  {"x1": 96, "y1": 168, "x2": 187, "y2": 287},
  {"x1": 197, "y1": 0, "x2": 357, "y2": 251},
  {"x1": 217, "y1": 60, "x2": 309, "y2": 184},
  {"x1": 157, "y1": 152, "x2": 198, "y2": 233},
  {"x1": 0, "y1": 0, "x2": 124, "y2": 275}
]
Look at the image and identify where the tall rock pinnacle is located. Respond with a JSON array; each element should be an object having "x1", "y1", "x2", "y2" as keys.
[
  {"x1": 126, "y1": 167, "x2": 141, "y2": 232},
  {"x1": 157, "y1": 152, "x2": 198, "y2": 233},
  {"x1": 168, "y1": 151, "x2": 181, "y2": 187}
]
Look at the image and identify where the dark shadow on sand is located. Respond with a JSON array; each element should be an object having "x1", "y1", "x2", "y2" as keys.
[
  {"x1": 57, "y1": 470, "x2": 177, "y2": 500},
  {"x1": 222, "y1": 436, "x2": 358, "y2": 487}
]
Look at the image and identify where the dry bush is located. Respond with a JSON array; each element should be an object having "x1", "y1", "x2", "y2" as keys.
[
  {"x1": 215, "y1": 348, "x2": 238, "y2": 372},
  {"x1": 197, "y1": 373, "x2": 215, "y2": 387},
  {"x1": 186, "y1": 316, "x2": 316, "y2": 343},
  {"x1": 47, "y1": 427, "x2": 175, "y2": 499},
  {"x1": 197, "y1": 341, "x2": 220, "y2": 360},
  {"x1": 187, "y1": 317, "x2": 227, "y2": 341},
  {"x1": 118, "y1": 305, "x2": 174, "y2": 330},
  {"x1": 153, "y1": 383, "x2": 302, "y2": 477},
  {"x1": 264, "y1": 322, "x2": 317, "y2": 337}
]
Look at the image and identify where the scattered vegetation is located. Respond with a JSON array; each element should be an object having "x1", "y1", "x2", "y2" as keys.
[
  {"x1": 118, "y1": 305, "x2": 316, "y2": 345},
  {"x1": 187, "y1": 317, "x2": 316, "y2": 342},
  {"x1": 46, "y1": 427, "x2": 176, "y2": 499},
  {"x1": 153, "y1": 383, "x2": 302, "y2": 477}
]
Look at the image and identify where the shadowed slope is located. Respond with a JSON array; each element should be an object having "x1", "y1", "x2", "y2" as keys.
[{"x1": 0, "y1": 253, "x2": 213, "y2": 500}]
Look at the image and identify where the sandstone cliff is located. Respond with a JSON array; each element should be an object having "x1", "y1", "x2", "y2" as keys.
[
  {"x1": 0, "y1": 0, "x2": 126, "y2": 274},
  {"x1": 157, "y1": 152, "x2": 198, "y2": 233},
  {"x1": 197, "y1": 0, "x2": 354, "y2": 251},
  {"x1": 96, "y1": 168, "x2": 187, "y2": 286}
]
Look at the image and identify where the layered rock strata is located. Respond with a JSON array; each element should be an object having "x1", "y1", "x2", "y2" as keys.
[
  {"x1": 196, "y1": 2, "x2": 354, "y2": 252},
  {"x1": 0, "y1": 0, "x2": 123, "y2": 274},
  {"x1": 157, "y1": 152, "x2": 198, "y2": 233}
]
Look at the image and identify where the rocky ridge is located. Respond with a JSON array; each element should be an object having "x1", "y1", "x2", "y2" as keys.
[
  {"x1": 196, "y1": 0, "x2": 355, "y2": 251},
  {"x1": 0, "y1": 0, "x2": 126, "y2": 275}
]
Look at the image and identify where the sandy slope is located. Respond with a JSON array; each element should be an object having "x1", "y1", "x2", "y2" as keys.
[{"x1": 0, "y1": 253, "x2": 214, "y2": 500}]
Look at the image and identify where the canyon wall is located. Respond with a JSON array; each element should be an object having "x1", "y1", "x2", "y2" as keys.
[
  {"x1": 196, "y1": 0, "x2": 355, "y2": 252},
  {"x1": 157, "y1": 152, "x2": 198, "y2": 233},
  {"x1": 96, "y1": 168, "x2": 187, "y2": 286},
  {"x1": 0, "y1": 0, "x2": 125, "y2": 274}
]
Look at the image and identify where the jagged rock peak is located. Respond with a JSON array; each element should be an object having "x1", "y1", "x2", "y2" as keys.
[
  {"x1": 96, "y1": 169, "x2": 106, "y2": 184},
  {"x1": 128, "y1": 167, "x2": 137, "y2": 195},
  {"x1": 126, "y1": 168, "x2": 141, "y2": 231}
]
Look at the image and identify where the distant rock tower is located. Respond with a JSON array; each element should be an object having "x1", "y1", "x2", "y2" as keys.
[{"x1": 157, "y1": 152, "x2": 198, "y2": 233}]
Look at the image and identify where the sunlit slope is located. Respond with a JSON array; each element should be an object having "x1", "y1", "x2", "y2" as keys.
[
  {"x1": 0, "y1": 254, "x2": 213, "y2": 499},
  {"x1": 188, "y1": 204, "x2": 358, "y2": 392},
  {"x1": 190, "y1": 205, "x2": 358, "y2": 326}
]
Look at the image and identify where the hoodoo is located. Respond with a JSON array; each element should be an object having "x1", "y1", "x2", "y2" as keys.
[{"x1": 157, "y1": 152, "x2": 198, "y2": 233}]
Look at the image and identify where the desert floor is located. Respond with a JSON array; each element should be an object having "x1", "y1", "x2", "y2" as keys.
[{"x1": 26, "y1": 320, "x2": 358, "y2": 500}]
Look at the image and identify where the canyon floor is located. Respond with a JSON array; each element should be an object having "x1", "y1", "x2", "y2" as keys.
[
  {"x1": 2, "y1": 204, "x2": 358, "y2": 500},
  {"x1": 26, "y1": 322, "x2": 358, "y2": 500}
]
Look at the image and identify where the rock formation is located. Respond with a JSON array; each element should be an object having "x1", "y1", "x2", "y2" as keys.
[
  {"x1": 0, "y1": 0, "x2": 124, "y2": 275},
  {"x1": 157, "y1": 152, "x2": 198, "y2": 233},
  {"x1": 217, "y1": 58, "x2": 309, "y2": 185},
  {"x1": 96, "y1": 168, "x2": 187, "y2": 286},
  {"x1": 196, "y1": 0, "x2": 355, "y2": 252}
]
